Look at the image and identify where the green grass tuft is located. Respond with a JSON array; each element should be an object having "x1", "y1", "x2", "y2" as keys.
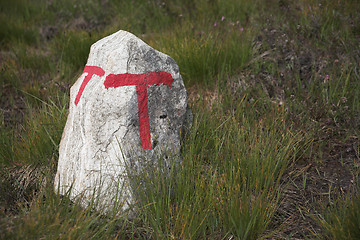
[{"x1": 318, "y1": 193, "x2": 360, "y2": 240}]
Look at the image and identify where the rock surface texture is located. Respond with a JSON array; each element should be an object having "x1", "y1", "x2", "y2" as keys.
[{"x1": 54, "y1": 30, "x2": 191, "y2": 213}]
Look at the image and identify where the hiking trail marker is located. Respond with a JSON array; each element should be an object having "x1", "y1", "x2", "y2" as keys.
[
  {"x1": 104, "y1": 72, "x2": 174, "y2": 149},
  {"x1": 54, "y1": 30, "x2": 191, "y2": 214},
  {"x1": 74, "y1": 66, "x2": 174, "y2": 149}
]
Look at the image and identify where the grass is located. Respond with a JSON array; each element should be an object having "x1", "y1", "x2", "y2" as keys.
[
  {"x1": 131, "y1": 98, "x2": 302, "y2": 239},
  {"x1": 317, "y1": 193, "x2": 360, "y2": 240},
  {"x1": 152, "y1": 23, "x2": 252, "y2": 86},
  {"x1": 1, "y1": 182, "x2": 129, "y2": 239},
  {"x1": 1, "y1": 0, "x2": 360, "y2": 239}
]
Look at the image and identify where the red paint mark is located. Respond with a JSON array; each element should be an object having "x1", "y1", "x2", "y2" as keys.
[
  {"x1": 104, "y1": 72, "x2": 174, "y2": 149},
  {"x1": 75, "y1": 65, "x2": 105, "y2": 106}
]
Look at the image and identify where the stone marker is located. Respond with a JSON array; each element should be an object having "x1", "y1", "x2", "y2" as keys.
[{"x1": 54, "y1": 30, "x2": 191, "y2": 213}]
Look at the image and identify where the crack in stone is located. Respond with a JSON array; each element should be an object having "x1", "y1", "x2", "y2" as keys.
[{"x1": 93, "y1": 122, "x2": 124, "y2": 159}]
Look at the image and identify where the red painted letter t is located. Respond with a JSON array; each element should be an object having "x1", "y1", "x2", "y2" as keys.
[{"x1": 104, "y1": 72, "x2": 174, "y2": 149}]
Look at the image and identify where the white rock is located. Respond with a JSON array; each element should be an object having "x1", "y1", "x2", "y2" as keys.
[{"x1": 54, "y1": 30, "x2": 191, "y2": 213}]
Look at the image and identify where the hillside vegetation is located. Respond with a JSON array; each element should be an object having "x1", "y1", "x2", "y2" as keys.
[{"x1": 1, "y1": 0, "x2": 359, "y2": 239}]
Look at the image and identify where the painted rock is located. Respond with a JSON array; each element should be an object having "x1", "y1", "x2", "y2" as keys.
[{"x1": 54, "y1": 30, "x2": 191, "y2": 213}]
